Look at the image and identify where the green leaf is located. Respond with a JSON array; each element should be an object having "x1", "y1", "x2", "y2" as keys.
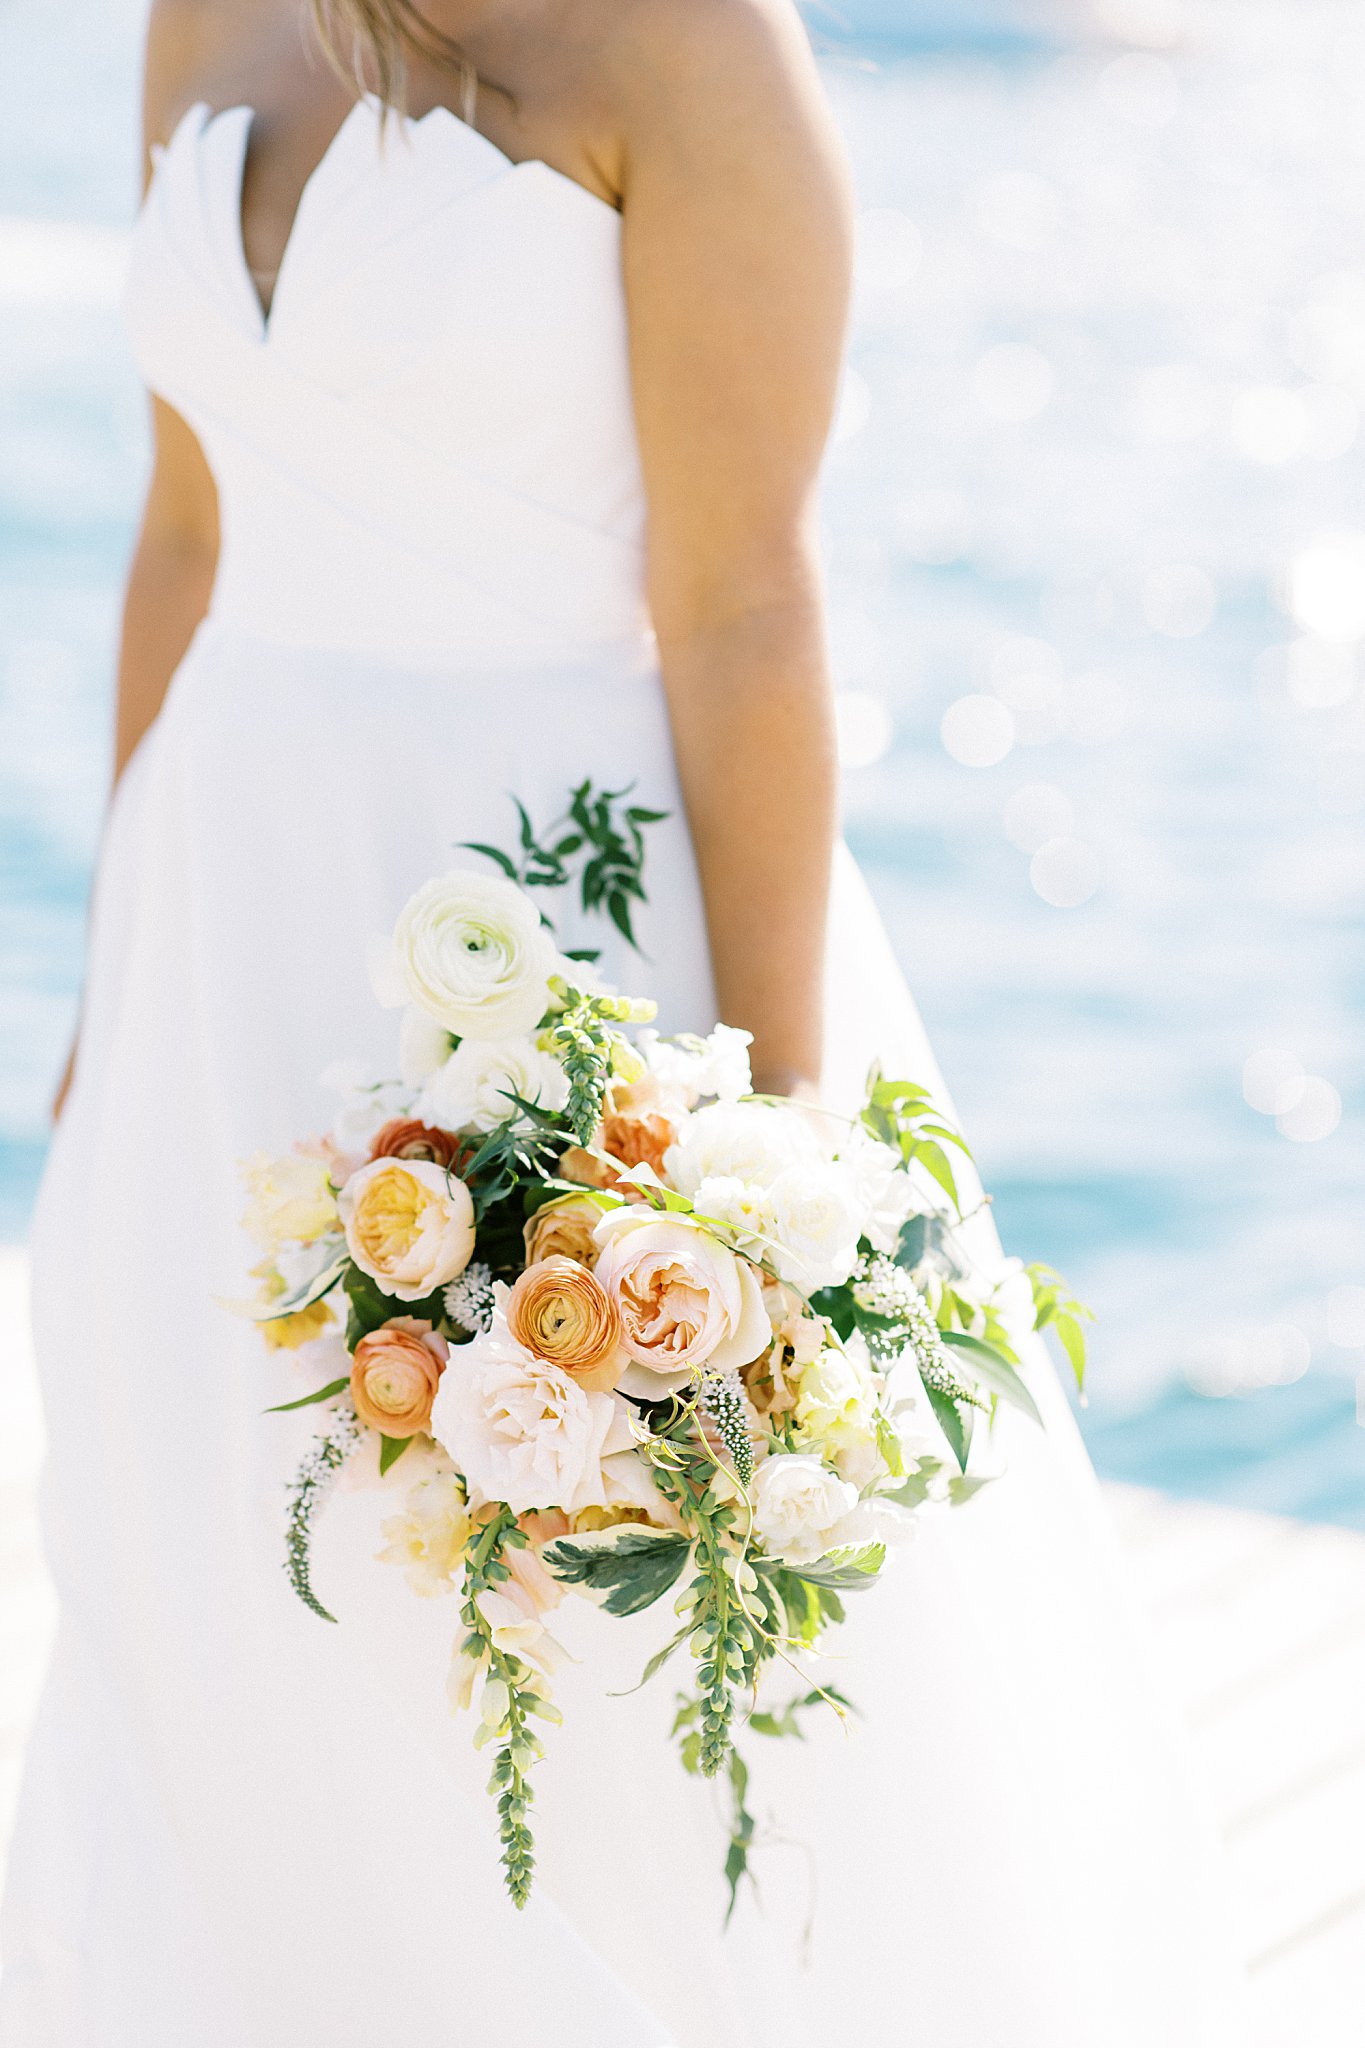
[
  {"x1": 612, "y1": 1623, "x2": 691, "y2": 1697},
  {"x1": 941, "y1": 1330, "x2": 1044, "y2": 1428},
  {"x1": 924, "y1": 1380, "x2": 973, "y2": 1472},
  {"x1": 880, "y1": 1456, "x2": 947, "y2": 1509},
  {"x1": 264, "y1": 1376, "x2": 350, "y2": 1415},
  {"x1": 914, "y1": 1139, "x2": 960, "y2": 1208},
  {"x1": 378, "y1": 1434, "x2": 411, "y2": 1476},
  {"x1": 234, "y1": 1238, "x2": 349, "y2": 1322},
  {"x1": 1054, "y1": 1313, "x2": 1088, "y2": 1389},
  {"x1": 787, "y1": 1543, "x2": 886, "y2": 1590},
  {"x1": 545, "y1": 1530, "x2": 692, "y2": 1617},
  {"x1": 808, "y1": 1282, "x2": 855, "y2": 1340},
  {"x1": 459, "y1": 840, "x2": 520, "y2": 880}
]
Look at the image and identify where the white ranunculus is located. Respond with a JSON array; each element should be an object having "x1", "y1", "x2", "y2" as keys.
[
  {"x1": 592, "y1": 1206, "x2": 772, "y2": 1386},
  {"x1": 419, "y1": 1035, "x2": 568, "y2": 1135},
  {"x1": 767, "y1": 1160, "x2": 865, "y2": 1291},
  {"x1": 665, "y1": 1099, "x2": 822, "y2": 1201},
  {"x1": 751, "y1": 1453, "x2": 861, "y2": 1566},
  {"x1": 398, "y1": 1006, "x2": 454, "y2": 1087},
  {"x1": 429, "y1": 1298, "x2": 637, "y2": 1515},
  {"x1": 388, "y1": 868, "x2": 559, "y2": 1039},
  {"x1": 637, "y1": 1024, "x2": 753, "y2": 1109},
  {"x1": 838, "y1": 1125, "x2": 921, "y2": 1255}
]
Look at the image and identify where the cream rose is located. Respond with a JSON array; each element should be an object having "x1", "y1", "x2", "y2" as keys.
[
  {"x1": 390, "y1": 869, "x2": 559, "y2": 1038},
  {"x1": 591, "y1": 1207, "x2": 771, "y2": 1384},
  {"x1": 751, "y1": 1453, "x2": 861, "y2": 1566},
  {"x1": 338, "y1": 1156, "x2": 475, "y2": 1300},
  {"x1": 419, "y1": 1035, "x2": 568, "y2": 1134},
  {"x1": 350, "y1": 1317, "x2": 448, "y2": 1438},
  {"x1": 429, "y1": 1298, "x2": 638, "y2": 1515},
  {"x1": 794, "y1": 1341, "x2": 884, "y2": 1487}
]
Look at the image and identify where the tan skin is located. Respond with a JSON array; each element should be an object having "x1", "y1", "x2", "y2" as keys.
[{"x1": 55, "y1": 0, "x2": 851, "y2": 1114}]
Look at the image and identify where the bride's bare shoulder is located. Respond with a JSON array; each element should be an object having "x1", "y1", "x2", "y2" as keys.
[
  {"x1": 594, "y1": 0, "x2": 847, "y2": 185},
  {"x1": 141, "y1": 0, "x2": 260, "y2": 147}
]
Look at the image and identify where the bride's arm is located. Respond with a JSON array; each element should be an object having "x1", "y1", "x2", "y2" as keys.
[{"x1": 613, "y1": 0, "x2": 852, "y2": 1096}]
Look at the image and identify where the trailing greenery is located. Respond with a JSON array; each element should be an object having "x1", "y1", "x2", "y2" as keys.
[
  {"x1": 1024, "y1": 1262, "x2": 1094, "y2": 1391},
  {"x1": 459, "y1": 1510, "x2": 553, "y2": 1909},
  {"x1": 283, "y1": 1402, "x2": 361, "y2": 1623},
  {"x1": 462, "y1": 780, "x2": 669, "y2": 951},
  {"x1": 546, "y1": 983, "x2": 655, "y2": 1147}
]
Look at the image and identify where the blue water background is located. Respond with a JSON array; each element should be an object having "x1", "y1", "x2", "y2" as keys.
[{"x1": 2, "y1": 0, "x2": 1363, "y2": 1522}]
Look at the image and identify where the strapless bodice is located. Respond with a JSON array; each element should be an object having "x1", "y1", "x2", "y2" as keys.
[{"x1": 125, "y1": 97, "x2": 652, "y2": 668}]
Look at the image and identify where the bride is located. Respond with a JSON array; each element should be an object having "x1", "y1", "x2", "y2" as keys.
[{"x1": 2, "y1": 1, "x2": 1240, "y2": 2042}]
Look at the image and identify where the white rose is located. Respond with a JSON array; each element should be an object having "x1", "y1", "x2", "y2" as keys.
[
  {"x1": 665, "y1": 1099, "x2": 822, "y2": 1201},
  {"x1": 751, "y1": 1453, "x2": 861, "y2": 1566},
  {"x1": 388, "y1": 869, "x2": 559, "y2": 1039},
  {"x1": 419, "y1": 1035, "x2": 569, "y2": 1134},
  {"x1": 429, "y1": 1298, "x2": 638, "y2": 1515},
  {"x1": 638, "y1": 1024, "x2": 753, "y2": 1109},
  {"x1": 795, "y1": 1343, "x2": 878, "y2": 1445},
  {"x1": 838, "y1": 1125, "x2": 920, "y2": 1256},
  {"x1": 592, "y1": 1206, "x2": 772, "y2": 1388},
  {"x1": 767, "y1": 1160, "x2": 865, "y2": 1291}
]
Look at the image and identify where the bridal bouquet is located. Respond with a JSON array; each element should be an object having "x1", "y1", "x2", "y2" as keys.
[{"x1": 232, "y1": 784, "x2": 1090, "y2": 1909}]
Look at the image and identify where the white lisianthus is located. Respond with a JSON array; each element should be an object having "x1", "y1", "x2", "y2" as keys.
[
  {"x1": 838, "y1": 1125, "x2": 921, "y2": 1256},
  {"x1": 376, "y1": 1456, "x2": 472, "y2": 1598},
  {"x1": 988, "y1": 1256, "x2": 1038, "y2": 1339},
  {"x1": 751, "y1": 1453, "x2": 861, "y2": 1566},
  {"x1": 767, "y1": 1160, "x2": 865, "y2": 1292},
  {"x1": 637, "y1": 1024, "x2": 753, "y2": 1109},
  {"x1": 665, "y1": 1099, "x2": 822, "y2": 1201},
  {"x1": 387, "y1": 868, "x2": 559, "y2": 1039},
  {"x1": 691, "y1": 1174, "x2": 780, "y2": 1259},
  {"x1": 420, "y1": 1035, "x2": 568, "y2": 1135},
  {"x1": 429, "y1": 1296, "x2": 638, "y2": 1515},
  {"x1": 241, "y1": 1149, "x2": 338, "y2": 1250},
  {"x1": 794, "y1": 1341, "x2": 881, "y2": 1485}
]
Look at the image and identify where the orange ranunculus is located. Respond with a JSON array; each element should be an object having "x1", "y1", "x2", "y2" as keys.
[
  {"x1": 505, "y1": 1256, "x2": 624, "y2": 1388},
  {"x1": 524, "y1": 1192, "x2": 608, "y2": 1270},
  {"x1": 350, "y1": 1318, "x2": 448, "y2": 1438},
  {"x1": 369, "y1": 1117, "x2": 467, "y2": 1171}
]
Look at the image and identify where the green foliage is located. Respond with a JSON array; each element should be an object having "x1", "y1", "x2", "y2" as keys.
[
  {"x1": 283, "y1": 1404, "x2": 361, "y2": 1623},
  {"x1": 749, "y1": 1685, "x2": 856, "y2": 1741},
  {"x1": 785, "y1": 1543, "x2": 886, "y2": 1590},
  {"x1": 860, "y1": 1069, "x2": 972, "y2": 1211},
  {"x1": 264, "y1": 1376, "x2": 350, "y2": 1414},
  {"x1": 1024, "y1": 1262, "x2": 1095, "y2": 1391},
  {"x1": 764, "y1": 1568, "x2": 847, "y2": 1646},
  {"x1": 544, "y1": 1530, "x2": 691, "y2": 1616},
  {"x1": 458, "y1": 1105, "x2": 566, "y2": 1222},
  {"x1": 342, "y1": 1264, "x2": 445, "y2": 1348},
  {"x1": 462, "y1": 780, "x2": 668, "y2": 951},
  {"x1": 547, "y1": 989, "x2": 619, "y2": 1147},
  {"x1": 941, "y1": 1329, "x2": 1044, "y2": 1428},
  {"x1": 723, "y1": 1746, "x2": 756, "y2": 1921},
  {"x1": 459, "y1": 1511, "x2": 546, "y2": 1909},
  {"x1": 378, "y1": 1434, "x2": 411, "y2": 1476},
  {"x1": 924, "y1": 1380, "x2": 974, "y2": 1473}
]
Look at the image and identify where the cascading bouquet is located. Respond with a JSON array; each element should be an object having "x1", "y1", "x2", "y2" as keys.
[{"x1": 232, "y1": 783, "x2": 1090, "y2": 1910}]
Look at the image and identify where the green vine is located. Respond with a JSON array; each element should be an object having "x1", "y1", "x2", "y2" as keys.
[
  {"x1": 458, "y1": 1510, "x2": 553, "y2": 1908},
  {"x1": 462, "y1": 780, "x2": 669, "y2": 952}
]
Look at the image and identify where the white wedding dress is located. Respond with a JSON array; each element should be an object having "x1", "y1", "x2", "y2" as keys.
[{"x1": 2, "y1": 95, "x2": 1242, "y2": 2048}]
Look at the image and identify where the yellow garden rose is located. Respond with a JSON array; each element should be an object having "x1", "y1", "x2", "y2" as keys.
[
  {"x1": 524, "y1": 1193, "x2": 609, "y2": 1270},
  {"x1": 338, "y1": 1156, "x2": 475, "y2": 1301}
]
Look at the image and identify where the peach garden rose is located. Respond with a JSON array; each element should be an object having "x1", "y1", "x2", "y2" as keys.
[
  {"x1": 591, "y1": 1206, "x2": 772, "y2": 1383},
  {"x1": 338, "y1": 1155, "x2": 475, "y2": 1301},
  {"x1": 523, "y1": 1191, "x2": 608, "y2": 1269},
  {"x1": 349, "y1": 1318, "x2": 448, "y2": 1438}
]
